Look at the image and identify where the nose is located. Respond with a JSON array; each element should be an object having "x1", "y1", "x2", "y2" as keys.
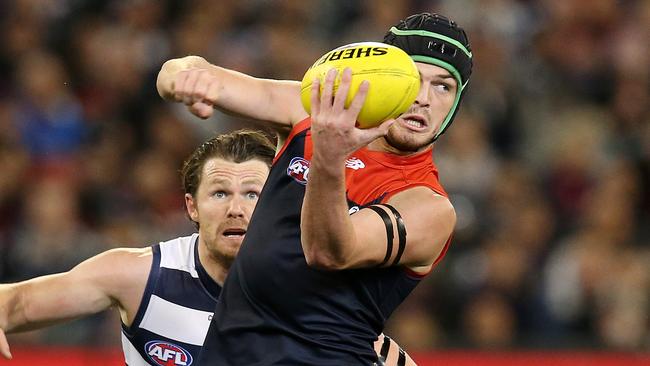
[
  {"x1": 414, "y1": 81, "x2": 431, "y2": 107},
  {"x1": 227, "y1": 196, "x2": 245, "y2": 218}
]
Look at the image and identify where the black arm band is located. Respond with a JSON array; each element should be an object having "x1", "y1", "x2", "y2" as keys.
[
  {"x1": 379, "y1": 335, "x2": 392, "y2": 360},
  {"x1": 397, "y1": 347, "x2": 406, "y2": 366},
  {"x1": 378, "y1": 203, "x2": 407, "y2": 266},
  {"x1": 367, "y1": 205, "x2": 394, "y2": 267}
]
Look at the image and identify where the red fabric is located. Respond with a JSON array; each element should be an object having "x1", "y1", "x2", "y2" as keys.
[
  {"x1": 5, "y1": 348, "x2": 649, "y2": 366},
  {"x1": 411, "y1": 351, "x2": 650, "y2": 366},
  {"x1": 5, "y1": 347, "x2": 123, "y2": 366},
  {"x1": 280, "y1": 118, "x2": 448, "y2": 201}
]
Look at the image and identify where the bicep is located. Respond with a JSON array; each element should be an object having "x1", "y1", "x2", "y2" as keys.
[
  {"x1": 349, "y1": 187, "x2": 455, "y2": 269},
  {"x1": 17, "y1": 249, "x2": 148, "y2": 330},
  {"x1": 264, "y1": 79, "x2": 309, "y2": 126},
  {"x1": 19, "y1": 272, "x2": 110, "y2": 328},
  {"x1": 12, "y1": 265, "x2": 113, "y2": 331}
]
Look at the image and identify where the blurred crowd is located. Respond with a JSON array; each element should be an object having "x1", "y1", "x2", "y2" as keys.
[{"x1": 0, "y1": 0, "x2": 648, "y2": 352}]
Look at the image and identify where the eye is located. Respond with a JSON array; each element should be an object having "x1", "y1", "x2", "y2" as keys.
[
  {"x1": 434, "y1": 82, "x2": 451, "y2": 92},
  {"x1": 212, "y1": 191, "x2": 227, "y2": 199},
  {"x1": 246, "y1": 191, "x2": 259, "y2": 200}
]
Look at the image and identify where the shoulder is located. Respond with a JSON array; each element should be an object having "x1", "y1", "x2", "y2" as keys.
[
  {"x1": 389, "y1": 186, "x2": 455, "y2": 223},
  {"x1": 83, "y1": 247, "x2": 154, "y2": 325},
  {"x1": 88, "y1": 247, "x2": 153, "y2": 268},
  {"x1": 74, "y1": 247, "x2": 153, "y2": 285}
]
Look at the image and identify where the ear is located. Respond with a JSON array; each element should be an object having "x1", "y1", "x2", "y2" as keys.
[{"x1": 185, "y1": 193, "x2": 199, "y2": 222}]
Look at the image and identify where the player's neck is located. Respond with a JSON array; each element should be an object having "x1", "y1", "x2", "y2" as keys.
[
  {"x1": 197, "y1": 239, "x2": 229, "y2": 287},
  {"x1": 367, "y1": 136, "x2": 431, "y2": 156}
]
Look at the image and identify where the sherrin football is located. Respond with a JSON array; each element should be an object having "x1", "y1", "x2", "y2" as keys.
[{"x1": 300, "y1": 42, "x2": 420, "y2": 129}]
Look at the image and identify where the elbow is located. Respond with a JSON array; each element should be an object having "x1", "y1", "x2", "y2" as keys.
[
  {"x1": 303, "y1": 248, "x2": 349, "y2": 271},
  {"x1": 0, "y1": 284, "x2": 22, "y2": 331},
  {"x1": 300, "y1": 230, "x2": 358, "y2": 270}
]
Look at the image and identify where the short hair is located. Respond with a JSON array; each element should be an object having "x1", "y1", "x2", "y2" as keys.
[{"x1": 181, "y1": 129, "x2": 276, "y2": 198}]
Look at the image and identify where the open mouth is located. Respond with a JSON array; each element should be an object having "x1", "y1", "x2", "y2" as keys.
[
  {"x1": 222, "y1": 228, "x2": 246, "y2": 238},
  {"x1": 400, "y1": 114, "x2": 427, "y2": 130}
]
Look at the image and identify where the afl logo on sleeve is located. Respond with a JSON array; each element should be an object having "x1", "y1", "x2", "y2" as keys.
[
  {"x1": 145, "y1": 340, "x2": 193, "y2": 366},
  {"x1": 287, "y1": 157, "x2": 310, "y2": 185}
]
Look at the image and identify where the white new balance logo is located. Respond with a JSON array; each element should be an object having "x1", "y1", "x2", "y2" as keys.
[{"x1": 345, "y1": 158, "x2": 365, "y2": 170}]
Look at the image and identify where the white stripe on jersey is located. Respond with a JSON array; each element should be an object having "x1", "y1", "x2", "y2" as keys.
[
  {"x1": 139, "y1": 295, "x2": 212, "y2": 346},
  {"x1": 122, "y1": 234, "x2": 218, "y2": 365},
  {"x1": 121, "y1": 332, "x2": 151, "y2": 366},
  {"x1": 159, "y1": 235, "x2": 199, "y2": 278}
]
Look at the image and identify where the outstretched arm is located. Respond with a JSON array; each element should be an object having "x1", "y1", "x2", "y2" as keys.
[
  {"x1": 157, "y1": 55, "x2": 308, "y2": 130},
  {"x1": 0, "y1": 248, "x2": 150, "y2": 359}
]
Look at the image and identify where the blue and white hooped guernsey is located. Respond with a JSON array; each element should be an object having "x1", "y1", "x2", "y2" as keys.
[{"x1": 121, "y1": 234, "x2": 221, "y2": 366}]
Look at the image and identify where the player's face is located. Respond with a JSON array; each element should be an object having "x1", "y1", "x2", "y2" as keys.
[
  {"x1": 186, "y1": 157, "x2": 269, "y2": 267},
  {"x1": 385, "y1": 63, "x2": 458, "y2": 153}
]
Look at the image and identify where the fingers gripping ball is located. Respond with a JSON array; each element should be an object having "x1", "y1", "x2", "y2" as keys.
[{"x1": 301, "y1": 42, "x2": 420, "y2": 129}]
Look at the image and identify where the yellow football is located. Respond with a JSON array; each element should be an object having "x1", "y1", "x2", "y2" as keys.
[{"x1": 300, "y1": 42, "x2": 420, "y2": 129}]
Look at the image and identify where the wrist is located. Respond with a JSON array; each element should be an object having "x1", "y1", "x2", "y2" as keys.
[
  {"x1": 0, "y1": 289, "x2": 12, "y2": 331},
  {"x1": 310, "y1": 152, "x2": 346, "y2": 177}
]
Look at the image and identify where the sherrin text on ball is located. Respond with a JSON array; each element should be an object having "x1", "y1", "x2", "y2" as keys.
[{"x1": 301, "y1": 42, "x2": 420, "y2": 128}]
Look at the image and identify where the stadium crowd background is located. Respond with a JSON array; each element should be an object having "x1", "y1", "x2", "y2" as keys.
[{"x1": 0, "y1": 0, "x2": 648, "y2": 353}]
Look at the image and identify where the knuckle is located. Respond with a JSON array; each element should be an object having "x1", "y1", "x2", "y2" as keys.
[{"x1": 192, "y1": 89, "x2": 204, "y2": 99}]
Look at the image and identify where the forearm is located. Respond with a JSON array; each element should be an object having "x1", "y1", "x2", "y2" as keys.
[
  {"x1": 301, "y1": 155, "x2": 358, "y2": 269},
  {"x1": 157, "y1": 56, "x2": 305, "y2": 126},
  {"x1": 211, "y1": 73, "x2": 304, "y2": 126},
  {"x1": 0, "y1": 281, "x2": 66, "y2": 333},
  {"x1": 1, "y1": 274, "x2": 111, "y2": 333}
]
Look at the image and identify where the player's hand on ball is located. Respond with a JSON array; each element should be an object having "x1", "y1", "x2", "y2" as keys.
[
  {"x1": 309, "y1": 67, "x2": 394, "y2": 161},
  {"x1": 172, "y1": 68, "x2": 218, "y2": 119}
]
